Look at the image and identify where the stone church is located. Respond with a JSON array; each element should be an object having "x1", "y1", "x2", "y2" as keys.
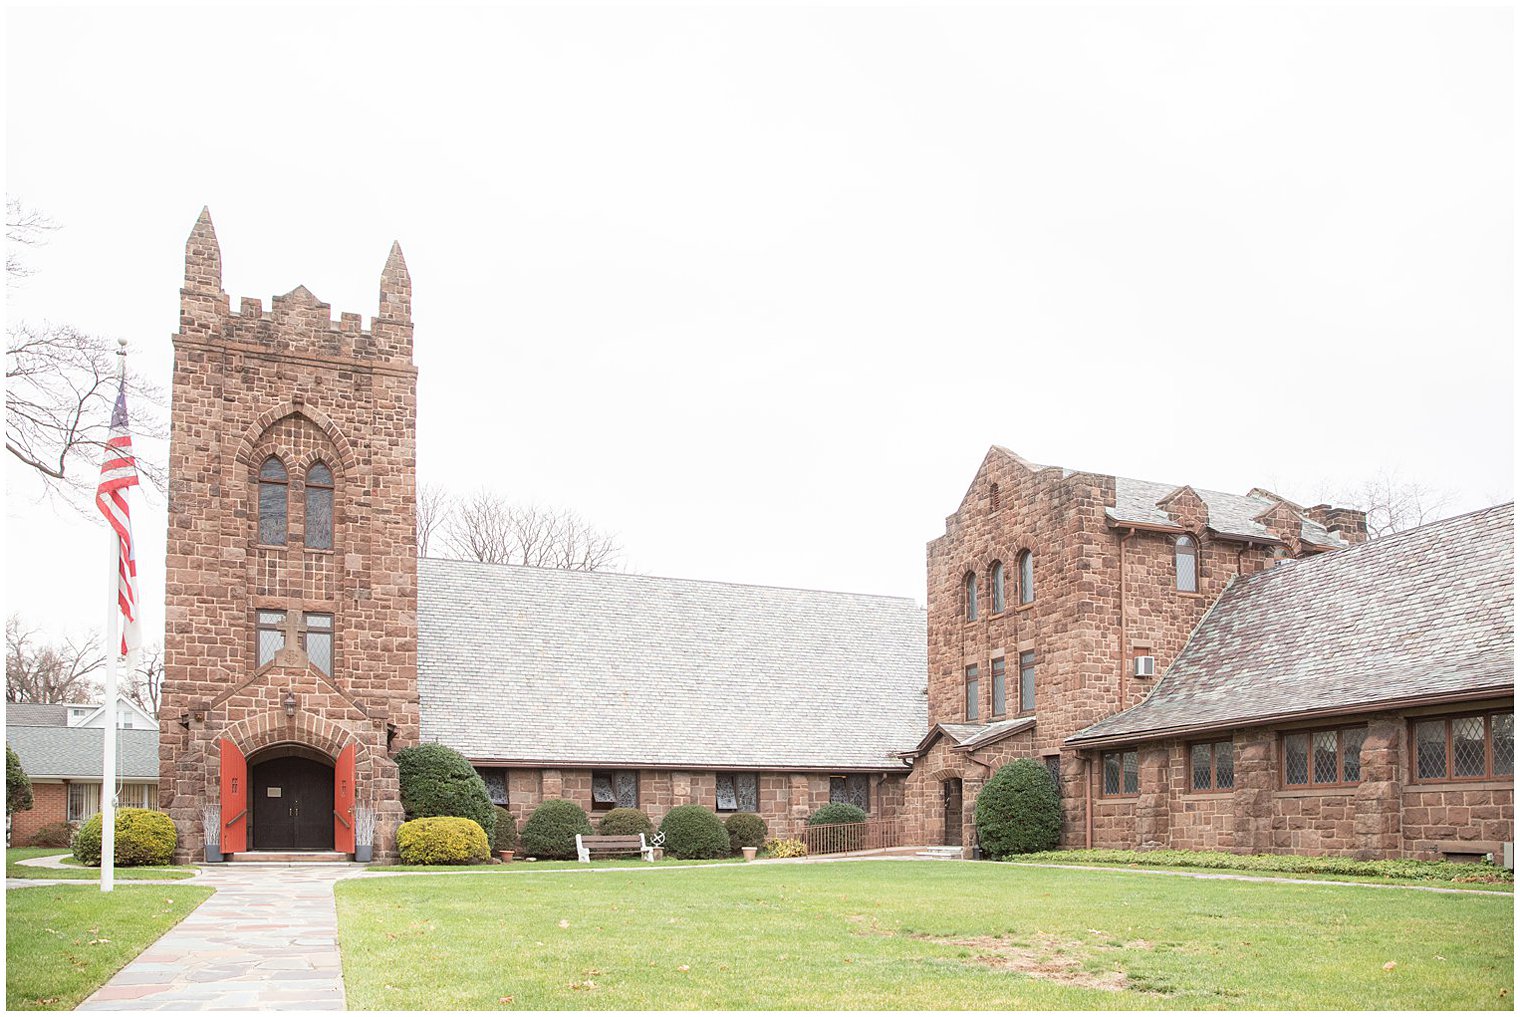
[{"x1": 159, "y1": 212, "x2": 1512, "y2": 864}]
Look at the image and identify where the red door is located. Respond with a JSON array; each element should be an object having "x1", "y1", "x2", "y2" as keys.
[
  {"x1": 334, "y1": 743, "x2": 355, "y2": 854},
  {"x1": 219, "y1": 739, "x2": 248, "y2": 854}
]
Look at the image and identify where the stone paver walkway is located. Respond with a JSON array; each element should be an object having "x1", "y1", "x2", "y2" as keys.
[{"x1": 75, "y1": 863, "x2": 362, "y2": 1011}]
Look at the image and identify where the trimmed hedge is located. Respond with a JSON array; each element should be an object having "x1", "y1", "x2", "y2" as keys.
[
  {"x1": 7, "y1": 744, "x2": 33, "y2": 816},
  {"x1": 71, "y1": 808, "x2": 177, "y2": 866},
  {"x1": 396, "y1": 817, "x2": 491, "y2": 865},
  {"x1": 492, "y1": 806, "x2": 517, "y2": 853},
  {"x1": 1010, "y1": 848, "x2": 1515, "y2": 885},
  {"x1": 724, "y1": 812, "x2": 768, "y2": 854},
  {"x1": 763, "y1": 837, "x2": 807, "y2": 858},
  {"x1": 807, "y1": 802, "x2": 867, "y2": 826},
  {"x1": 394, "y1": 743, "x2": 496, "y2": 844},
  {"x1": 520, "y1": 799, "x2": 593, "y2": 860},
  {"x1": 658, "y1": 804, "x2": 730, "y2": 859},
  {"x1": 27, "y1": 821, "x2": 73, "y2": 848},
  {"x1": 598, "y1": 807, "x2": 654, "y2": 838},
  {"x1": 974, "y1": 759, "x2": 1062, "y2": 858}
]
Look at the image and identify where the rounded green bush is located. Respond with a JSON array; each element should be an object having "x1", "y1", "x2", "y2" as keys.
[
  {"x1": 396, "y1": 816, "x2": 491, "y2": 865},
  {"x1": 394, "y1": 743, "x2": 496, "y2": 844},
  {"x1": 7, "y1": 744, "x2": 33, "y2": 816},
  {"x1": 597, "y1": 807, "x2": 654, "y2": 838},
  {"x1": 974, "y1": 758, "x2": 1062, "y2": 858},
  {"x1": 658, "y1": 804, "x2": 730, "y2": 859},
  {"x1": 520, "y1": 799, "x2": 593, "y2": 859},
  {"x1": 492, "y1": 806, "x2": 517, "y2": 852},
  {"x1": 724, "y1": 812, "x2": 768, "y2": 853},
  {"x1": 27, "y1": 821, "x2": 73, "y2": 848},
  {"x1": 71, "y1": 808, "x2": 178, "y2": 866},
  {"x1": 806, "y1": 802, "x2": 867, "y2": 826}
]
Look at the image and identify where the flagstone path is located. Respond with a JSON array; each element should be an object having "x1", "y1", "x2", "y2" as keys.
[{"x1": 75, "y1": 863, "x2": 362, "y2": 1011}]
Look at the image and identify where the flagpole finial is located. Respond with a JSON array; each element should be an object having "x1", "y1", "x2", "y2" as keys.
[{"x1": 117, "y1": 338, "x2": 128, "y2": 378}]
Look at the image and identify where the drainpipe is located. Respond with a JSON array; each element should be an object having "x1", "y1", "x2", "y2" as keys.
[{"x1": 1084, "y1": 753, "x2": 1094, "y2": 848}]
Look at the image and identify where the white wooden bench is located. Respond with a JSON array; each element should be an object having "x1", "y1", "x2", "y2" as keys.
[{"x1": 575, "y1": 833, "x2": 656, "y2": 863}]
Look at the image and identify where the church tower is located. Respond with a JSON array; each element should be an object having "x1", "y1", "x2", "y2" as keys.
[{"x1": 160, "y1": 209, "x2": 419, "y2": 861}]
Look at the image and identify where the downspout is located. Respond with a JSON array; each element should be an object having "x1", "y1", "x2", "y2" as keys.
[{"x1": 1084, "y1": 753, "x2": 1094, "y2": 848}]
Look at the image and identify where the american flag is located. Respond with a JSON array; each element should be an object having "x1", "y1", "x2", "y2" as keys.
[{"x1": 96, "y1": 380, "x2": 141, "y2": 660}]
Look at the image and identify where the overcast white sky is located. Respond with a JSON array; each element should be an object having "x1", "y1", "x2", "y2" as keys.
[{"x1": 4, "y1": 4, "x2": 1514, "y2": 650}]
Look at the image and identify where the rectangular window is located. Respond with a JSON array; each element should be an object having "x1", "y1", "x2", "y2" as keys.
[
  {"x1": 1101, "y1": 750, "x2": 1139, "y2": 796},
  {"x1": 1190, "y1": 740, "x2": 1234, "y2": 792},
  {"x1": 716, "y1": 772, "x2": 759, "y2": 812},
  {"x1": 991, "y1": 658, "x2": 1006, "y2": 717},
  {"x1": 1283, "y1": 726, "x2": 1367, "y2": 787},
  {"x1": 256, "y1": 610, "x2": 286, "y2": 667},
  {"x1": 1043, "y1": 755, "x2": 1062, "y2": 795},
  {"x1": 964, "y1": 664, "x2": 979, "y2": 722},
  {"x1": 1019, "y1": 651, "x2": 1035, "y2": 713},
  {"x1": 829, "y1": 774, "x2": 870, "y2": 813},
  {"x1": 591, "y1": 770, "x2": 638, "y2": 810},
  {"x1": 117, "y1": 784, "x2": 157, "y2": 809},
  {"x1": 480, "y1": 769, "x2": 509, "y2": 806},
  {"x1": 67, "y1": 782, "x2": 101, "y2": 822},
  {"x1": 301, "y1": 612, "x2": 333, "y2": 676},
  {"x1": 1412, "y1": 712, "x2": 1515, "y2": 782}
]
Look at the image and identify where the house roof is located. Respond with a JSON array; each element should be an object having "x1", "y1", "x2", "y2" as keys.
[
  {"x1": 907, "y1": 717, "x2": 1037, "y2": 756},
  {"x1": 1108, "y1": 476, "x2": 1348, "y2": 548},
  {"x1": 5, "y1": 725, "x2": 159, "y2": 780},
  {"x1": 6, "y1": 703, "x2": 70, "y2": 727},
  {"x1": 416, "y1": 559, "x2": 928, "y2": 771},
  {"x1": 1068, "y1": 504, "x2": 1515, "y2": 746}
]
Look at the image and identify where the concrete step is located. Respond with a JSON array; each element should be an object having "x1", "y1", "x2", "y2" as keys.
[
  {"x1": 916, "y1": 846, "x2": 965, "y2": 859},
  {"x1": 224, "y1": 851, "x2": 352, "y2": 865}
]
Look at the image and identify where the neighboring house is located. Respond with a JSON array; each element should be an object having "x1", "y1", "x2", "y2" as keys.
[
  {"x1": 6, "y1": 699, "x2": 159, "y2": 846},
  {"x1": 907, "y1": 446, "x2": 1512, "y2": 860}
]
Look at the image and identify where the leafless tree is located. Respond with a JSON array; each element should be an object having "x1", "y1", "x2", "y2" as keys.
[
  {"x1": 1332, "y1": 470, "x2": 1453, "y2": 539},
  {"x1": 6, "y1": 199, "x2": 165, "y2": 508},
  {"x1": 126, "y1": 644, "x2": 163, "y2": 720},
  {"x1": 439, "y1": 489, "x2": 622, "y2": 571},
  {"x1": 416, "y1": 483, "x2": 452, "y2": 557},
  {"x1": 5, "y1": 615, "x2": 104, "y2": 704}
]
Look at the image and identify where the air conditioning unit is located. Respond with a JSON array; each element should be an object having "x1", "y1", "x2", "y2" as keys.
[{"x1": 1133, "y1": 655, "x2": 1156, "y2": 678}]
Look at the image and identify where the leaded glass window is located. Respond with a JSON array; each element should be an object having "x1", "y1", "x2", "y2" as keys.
[
  {"x1": 1341, "y1": 727, "x2": 1365, "y2": 783},
  {"x1": 481, "y1": 770, "x2": 508, "y2": 806},
  {"x1": 716, "y1": 772, "x2": 759, "y2": 813},
  {"x1": 1019, "y1": 551, "x2": 1034, "y2": 604},
  {"x1": 829, "y1": 774, "x2": 870, "y2": 812},
  {"x1": 256, "y1": 609, "x2": 286, "y2": 667},
  {"x1": 991, "y1": 562, "x2": 1006, "y2": 613},
  {"x1": 716, "y1": 773, "x2": 738, "y2": 811},
  {"x1": 1102, "y1": 750, "x2": 1138, "y2": 796},
  {"x1": 991, "y1": 658, "x2": 1006, "y2": 717},
  {"x1": 1495, "y1": 714, "x2": 1514, "y2": 776},
  {"x1": 1191, "y1": 743, "x2": 1212, "y2": 791},
  {"x1": 258, "y1": 457, "x2": 288, "y2": 545},
  {"x1": 1284, "y1": 727, "x2": 1366, "y2": 787},
  {"x1": 305, "y1": 461, "x2": 334, "y2": 550},
  {"x1": 1019, "y1": 651, "x2": 1036, "y2": 713},
  {"x1": 591, "y1": 772, "x2": 616, "y2": 808},
  {"x1": 1284, "y1": 732, "x2": 1310, "y2": 786},
  {"x1": 1415, "y1": 719, "x2": 1447, "y2": 780},
  {"x1": 302, "y1": 612, "x2": 333, "y2": 675},
  {"x1": 1413, "y1": 712, "x2": 1515, "y2": 782},
  {"x1": 1044, "y1": 755, "x2": 1062, "y2": 793},
  {"x1": 964, "y1": 664, "x2": 979, "y2": 721},
  {"x1": 1453, "y1": 716, "x2": 1486, "y2": 777},
  {"x1": 964, "y1": 572, "x2": 978, "y2": 621},
  {"x1": 1215, "y1": 741, "x2": 1234, "y2": 789},
  {"x1": 1175, "y1": 535, "x2": 1198, "y2": 592},
  {"x1": 1191, "y1": 740, "x2": 1233, "y2": 792},
  {"x1": 1312, "y1": 730, "x2": 1339, "y2": 784},
  {"x1": 615, "y1": 771, "x2": 638, "y2": 808}
]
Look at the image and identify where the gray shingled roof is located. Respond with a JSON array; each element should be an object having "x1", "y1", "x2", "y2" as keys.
[
  {"x1": 1108, "y1": 476, "x2": 1347, "y2": 548},
  {"x1": 916, "y1": 717, "x2": 1037, "y2": 754},
  {"x1": 5, "y1": 726, "x2": 159, "y2": 779},
  {"x1": 417, "y1": 559, "x2": 927, "y2": 770},
  {"x1": 1069, "y1": 504, "x2": 1514, "y2": 745},
  {"x1": 5, "y1": 703, "x2": 69, "y2": 727}
]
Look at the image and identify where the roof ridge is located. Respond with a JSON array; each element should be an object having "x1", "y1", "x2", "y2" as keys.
[{"x1": 417, "y1": 556, "x2": 922, "y2": 604}]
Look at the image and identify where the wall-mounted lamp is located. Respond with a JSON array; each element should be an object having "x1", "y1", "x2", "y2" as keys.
[{"x1": 283, "y1": 691, "x2": 298, "y2": 718}]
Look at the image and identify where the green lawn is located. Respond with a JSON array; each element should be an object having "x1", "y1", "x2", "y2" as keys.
[
  {"x1": 6, "y1": 883, "x2": 213, "y2": 1010},
  {"x1": 369, "y1": 857, "x2": 742, "y2": 873},
  {"x1": 5, "y1": 848, "x2": 196, "y2": 882},
  {"x1": 334, "y1": 860, "x2": 1513, "y2": 1010}
]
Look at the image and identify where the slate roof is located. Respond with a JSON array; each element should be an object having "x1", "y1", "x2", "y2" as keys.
[
  {"x1": 1069, "y1": 504, "x2": 1515, "y2": 745},
  {"x1": 910, "y1": 717, "x2": 1037, "y2": 756},
  {"x1": 416, "y1": 559, "x2": 928, "y2": 770},
  {"x1": 1108, "y1": 476, "x2": 1348, "y2": 548},
  {"x1": 5, "y1": 703, "x2": 69, "y2": 727},
  {"x1": 5, "y1": 725, "x2": 159, "y2": 779}
]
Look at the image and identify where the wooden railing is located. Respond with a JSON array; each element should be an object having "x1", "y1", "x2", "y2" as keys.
[{"x1": 801, "y1": 820, "x2": 902, "y2": 856}]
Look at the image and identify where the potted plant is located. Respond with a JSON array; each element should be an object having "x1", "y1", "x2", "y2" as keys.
[
  {"x1": 202, "y1": 804, "x2": 223, "y2": 862},
  {"x1": 353, "y1": 805, "x2": 376, "y2": 863},
  {"x1": 742, "y1": 845, "x2": 758, "y2": 861}
]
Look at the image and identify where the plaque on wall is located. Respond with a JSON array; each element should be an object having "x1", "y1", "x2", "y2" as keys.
[{"x1": 267, "y1": 787, "x2": 282, "y2": 797}]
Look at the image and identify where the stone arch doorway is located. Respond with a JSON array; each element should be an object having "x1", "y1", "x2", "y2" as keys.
[
  {"x1": 248, "y1": 744, "x2": 334, "y2": 851},
  {"x1": 942, "y1": 777, "x2": 964, "y2": 846}
]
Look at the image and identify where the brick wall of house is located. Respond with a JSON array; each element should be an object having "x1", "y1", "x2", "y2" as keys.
[
  {"x1": 160, "y1": 210, "x2": 419, "y2": 862},
  {"x1": 11, "y1": 781, "x2": 67, "y2": 846}
]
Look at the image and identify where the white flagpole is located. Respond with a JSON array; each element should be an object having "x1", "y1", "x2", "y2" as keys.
[{"x1": 99, "y1": 341, "x2": 127, "y2": 893}]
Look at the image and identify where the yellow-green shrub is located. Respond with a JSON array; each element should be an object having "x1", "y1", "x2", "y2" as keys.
[
  {"x1": 763, "y1": 837, "x2": 807, "y2": 858},
  {"x1": 396, "y1": 816, "x2": 490, "y2": 865},
  {"x1": 71, "y1": 808, "x2": 177, "y2": 866}
]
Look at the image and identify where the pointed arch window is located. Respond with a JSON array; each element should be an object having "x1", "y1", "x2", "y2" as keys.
[
  {"x1": 305, "y1": 461, "x2": 334, "y2": 550},
  {"x1": 258, "y1": 457, "x2": 288, "y2": 545},
  {"x1": 1018, "y1": 550, "x2": 1034, "y2": 604},
  {"x1": 964, "y1": 571, "x2": 978, "y2": 621},
  {"x1": 1175, "y1": 535, "x2": 1198, "y2": 592},
  {"x1": 991, "y1": 562, "x2": 1006, "y2": 613}
]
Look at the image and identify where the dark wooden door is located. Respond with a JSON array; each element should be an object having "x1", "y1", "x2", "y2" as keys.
[
  {"x1": 943, "y1": 778, "x2": 963, "y2": 846},
  {"x1": 251, "y1": 756, "x2": 334, "y2": 851}
]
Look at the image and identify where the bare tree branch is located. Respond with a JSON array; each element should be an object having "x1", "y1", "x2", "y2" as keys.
[
  {"x1": 126, "y1": 645, "x2": 163, "y2": 720},
  {"x1": 6, "y1": 197, "x2": 58, "y2": 282},
  {"x1": 416, "y1": 483, "x2": 452, "y2": 558},
  {"x1": 1329, "y1": 469, "x2": 1453, "y2": 539},
  {"x1": 438, "y1": 489, "x2": 622, "y2": 571},
  {"x1": 6, "y1": 615, "x2": 105, "y2": 704}
]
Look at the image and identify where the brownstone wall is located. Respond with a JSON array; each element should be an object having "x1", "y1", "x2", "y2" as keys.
[
  {"x1": 160, "y1": 211, "x2": 418, "y2": 862},
  {"x1": 10, "y1": 781, "x2": 67, "y2": 846}
]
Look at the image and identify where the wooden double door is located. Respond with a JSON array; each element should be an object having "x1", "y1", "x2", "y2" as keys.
[
  {"x1": 251, "y1": 755, "x2": 334, "y2": 851},
  {"x1": 943, "y1": 778, "x2": 963, "y2": 846}
]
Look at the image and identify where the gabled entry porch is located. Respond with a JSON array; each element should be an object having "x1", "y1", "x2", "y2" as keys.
[{"x1": 218, "y1": 737, "x2": 356, "y2": 857}]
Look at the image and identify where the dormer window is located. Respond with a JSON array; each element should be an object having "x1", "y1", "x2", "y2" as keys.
[
  {"x1": 305, "y1": 462, "x2": 334, "y2": 550},
  {"x1": 1018, "y1": 550, "x2": 1034, "y2": 604},
  {"x1": 258, "y1": 457, "x2": 288, "y2": 545},
  {"x1": 991, "y1": 562, "x2": 1006, "y2": 613},
  {"x1": 1175, "y1": 535, "x2": 1198, "y2": 592},
  {"x1": 964, "y1": 572, "x2": 978, "y2": 621}
]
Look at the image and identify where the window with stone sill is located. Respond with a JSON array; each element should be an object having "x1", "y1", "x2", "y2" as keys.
[
  {"x1": 1175, "y1": 535, "x2": 1198, "y2": 593},
  {"x1": 300, "y1": 612, "x2": 333, "y2": 676},
  {"x1": 1413, "y1": 711, "x2": 1513, "y2": 783},
  {"x1": 304, "y1": 461, "x2": 334, "y2": 551},
  {"x1": 964, "y1": 571, "x2": 978, "y2": 621},
  {"x1": 1019, "y1": 650, "x2": 1036, "y2": 713},
  {"x1": 1282, "y1": 726, "x2": 1366, "y2": 788},
  {"x1": 716, "y1": 772, "x2": 759, "y2": 812},
  {"x1": 257, "y1": 456, "x2": 288, "y2": 545},
  {"x1": 990, "y1": 657, "x2": 1006, "y2": 717},
  {"x1": 1101, "y1": 749, "x2": 1139, "y2": 796},
  {"x1": 1018, "y1": 550, "x2": 1035, "y2": 604},
  {"x1": 829, "y1": 773, "x2": 870, "y2": 812},
  {"x1": 1190, "y1": 739, "x2": 1234, "y2": 792},
  {"x1": 256, "y1": 609, "x2": 286, "y2": 667},
  {"x1": 991, "y1": 562, "x2": 1006, "y2": 613},
  {"x1": 591, "y1": 770, "x2": 638, "y2": 810},
  {"x1": 964, "y1": 664, "x2": 980, "y2": 722}
]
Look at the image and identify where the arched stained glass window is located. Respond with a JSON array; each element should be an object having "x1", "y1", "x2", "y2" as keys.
[
  {"x1": 1018, "y1": 550, "x2": 1034, "y2": 604},
  {"x1": 991, "y1": 561, "x2": 1006, "y2": 613},
  {"x1": 305, "y1": 461, "x2": 334, "y2": 550},
  {"x1": 1176, "y1": 535, "x2": 1198, "y2": 592},
  {"x1": 258, "y1": 457, "x2": 288, "y2": 545},
  {"x1": 964, "y1": 572, "x2": 978, "y2": 621}
]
